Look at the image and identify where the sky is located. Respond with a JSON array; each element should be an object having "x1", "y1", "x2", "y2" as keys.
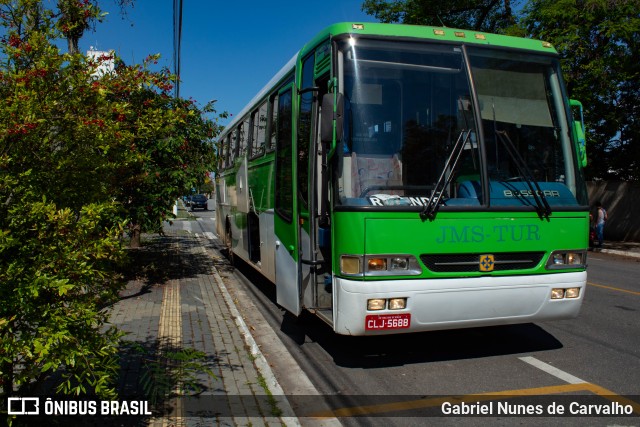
[{"x1": 81, "y1": 0, "x2": 373, "y2": 125}]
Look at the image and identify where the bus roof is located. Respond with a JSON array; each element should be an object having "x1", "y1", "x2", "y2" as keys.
[
  {"x1": 304, "y1": 22, "x2": 557, "y2": 55},
  {"x1": 219, "y1": 22, "x2": 557, "y2": 138},
  {"x1": 222, "y1": 53, "x2": 297, "y2": 134}
]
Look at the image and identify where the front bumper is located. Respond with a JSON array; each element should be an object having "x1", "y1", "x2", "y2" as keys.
[{"x1": 332, "y1": 272, "x2": 586, "y2": 335}]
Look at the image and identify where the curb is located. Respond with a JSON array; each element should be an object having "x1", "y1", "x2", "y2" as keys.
[
  {"x1": 205, "y1": 242, "x2": 301, "y2": 427},
  {"x1": 598, "y1": 248, "x2": 640, "y2": 259}
]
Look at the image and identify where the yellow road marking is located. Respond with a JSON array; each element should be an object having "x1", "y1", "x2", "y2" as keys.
[
  {"x1": 588, "y1": 281, "x2": 640, "y2": 296},
  {"x1": 307, "y1": 383, "x2": 640, "y2": 418},
  {"x1": 581, "y1": 382, "x2": 640, "y2": 414}
]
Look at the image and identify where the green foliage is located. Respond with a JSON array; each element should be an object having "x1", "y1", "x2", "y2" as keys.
[
  {"x1": 361, "y1": 0, "x2": 522, "y2": 33},
  {"x1": 0, "y1": 0, "x2": 125, "y2": 399},
  {"x1": 57, "y1": 0, "x2": 105, "y2": 53},
  {"x1": 522, "y1": 0, "x2": 640, "y2": 180},
  {"x1": 0, "y1": 0, "x2": 225, "y2": 407},
  {"x1": 95, "y1": 54, "x2": 225, "y2": 246},
  {"x1": 256, "y1": 374, "x2": 283, "y2": 417},
  {"x1": 132, "y1": 343, "x2": 216, "y2": 405},
  {"x1": 0, "y1": 183, "x2": 126, "y2": 398}
]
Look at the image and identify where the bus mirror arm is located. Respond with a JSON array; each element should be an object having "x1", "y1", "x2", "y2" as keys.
[{"x1": 321, "y1": 93, "x2": 344, "y2": 144}]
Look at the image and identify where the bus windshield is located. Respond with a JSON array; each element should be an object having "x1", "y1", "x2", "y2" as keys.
[{"x1": 335, "y1": 38, "x2": 588, "y2": 210}]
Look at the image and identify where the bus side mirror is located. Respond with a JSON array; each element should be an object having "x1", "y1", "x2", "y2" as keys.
[
  {"x1": 321, "y1": 92, "x2": 344, "y2": 144},
  {"x1": 570, "y1": 99, "x2": 587, "y2": 168}
]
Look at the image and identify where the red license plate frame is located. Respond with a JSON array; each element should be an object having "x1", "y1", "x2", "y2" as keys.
[{"x1": 365, "y1": 313, "x2": 411, "y2": 330}]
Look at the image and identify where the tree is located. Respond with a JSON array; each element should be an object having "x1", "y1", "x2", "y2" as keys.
[
  {"x1": 0, "y1": 0, "x2": 126, "y2": 400},
  {"x1": 56, "y1": 0, "x2": 101, "y2": 54},
  {"x1": 95, "y1": 54, "x2": 224, "y2": 247},
  {"x1": 361, "y1": 0, "x2": 522, "y2": 33},
  {"x1": 0, "y1": 0, "x2": 223, "y2": 404},
  {"x1": 521, "y1": 0, "x2": 640, "y2": 181}
]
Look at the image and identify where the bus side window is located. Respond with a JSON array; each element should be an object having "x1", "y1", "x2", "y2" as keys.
[
  {"x1": 230, "y1": 128, "x2": 238, "y2": 165},
  {"x1": 267, "y1": 93, "x2": 278, "y2": 152},
  {"x1": 275, "y1": 84, "x2": 294, "y2": 221},
  {"x1": 239, "y1": 118, "x2": 249, "y2": 158},
  {"x1": 224, "y1": 134, "x2": 231, "y2": 168},
  {"x1": 249, "y1": 110, "x2": 258, "y2": 158},
  {"x1": 218, "y1": 140, "x2": 225, "y2": 171},
  {"x1": 251, "y1": 102, "x2": 267, "y2": 157}
]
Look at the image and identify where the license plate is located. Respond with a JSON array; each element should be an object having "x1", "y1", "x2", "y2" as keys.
[{"x1": 365, "y1": 313, "x2": 411, "y2": 330}]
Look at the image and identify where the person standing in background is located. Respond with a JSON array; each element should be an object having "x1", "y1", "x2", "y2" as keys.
[{"x1": 595, "y1": 201, "x2": 608, "y2": 247}]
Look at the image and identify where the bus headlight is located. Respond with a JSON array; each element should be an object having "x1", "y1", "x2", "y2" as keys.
[
  {"x1": 567, "y1": 253, "x2": 582, "y2": 265},
  {"x1": 367, "y1": 299, "x2": 386, "y2": 310},
  {"x1": 565, "y1": 287, "x2": 580, "y2": 298},
  {"x1": 546, "y1": 250, "x2": 587, "y2": 270},
  {"x1": 551, "y1": 287, "x2": 581, "y2": 300},
  {"x1": 367, "y1": 298, "x2": 408, "y2": 311},
  {"x1": 365, "y1": 255, "x2": 421, "y2": 276},
  {"x1": 390, "y1": 257, "x2": 409, "y2": 270},
  {"x1": 388, "y1": 298, "x2": 407, "y2": 310},
  {"x1": 340, "y1": 255, "x2": 422, "y2": 276}
]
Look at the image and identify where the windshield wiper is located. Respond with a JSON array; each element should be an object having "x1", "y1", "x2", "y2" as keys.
[
  {"x1": 421, "y1": 129, "x2": 472, "y2": 220},
  {"x1": 495, "y1": 130, "x2": 552, "y2": 218}
]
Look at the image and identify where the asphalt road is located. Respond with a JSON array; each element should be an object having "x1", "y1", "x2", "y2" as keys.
[{"x1": 191, "y1": 209, "x2": 640, "y2": 426}]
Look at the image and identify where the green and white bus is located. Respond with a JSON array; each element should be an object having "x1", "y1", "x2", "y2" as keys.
[{"x1": 215, "y1": 22, "x2": 589, "y2": 335}]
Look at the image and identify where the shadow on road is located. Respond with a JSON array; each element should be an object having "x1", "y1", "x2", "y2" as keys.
[
  {"x1": 292, "y1": 315, "x2": 562, "y2": 368},
  {"x1": 225, "y1": 249, "x2": 564, "y2": 369}
]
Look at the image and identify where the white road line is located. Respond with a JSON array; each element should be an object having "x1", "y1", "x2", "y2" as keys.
[
  {"x1": 203, "y1": 231, "x2": 217, "y2": 240},
  {"x1": 519, "y1": 356, "x2": 586, "y2": 384}
]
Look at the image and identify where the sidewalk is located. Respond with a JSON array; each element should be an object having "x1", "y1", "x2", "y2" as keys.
[
  {"x1": 595, "y1": 240, "x2": 640, "y2": 259},
  {"x1": 109, "y1": 228, "x2": 299, "y2": 426}
]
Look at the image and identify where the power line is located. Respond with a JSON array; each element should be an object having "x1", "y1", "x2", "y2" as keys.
[{"x1": 173, "y1": 0, "x2": 183, "y2": 98}]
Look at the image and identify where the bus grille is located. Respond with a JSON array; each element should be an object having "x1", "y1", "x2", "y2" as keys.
[{"x1": 420, "y1": 252, "x2": 546, "y2": 273}]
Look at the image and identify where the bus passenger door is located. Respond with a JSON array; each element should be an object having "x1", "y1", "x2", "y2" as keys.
[
  {"x1": 298, "y1": 46, "x2": 333, "y2": 319},
  {"x1": 273, "y1": 81, "x2": 302, "y2": 315}
]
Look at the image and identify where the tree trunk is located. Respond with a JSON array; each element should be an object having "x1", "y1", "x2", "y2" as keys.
[
  {"x1": 67, "y1": 36, "x2": 79, "y2": 55},
  {"x1": 129, "y1": 223, "x2": 142, "y2": 248}
]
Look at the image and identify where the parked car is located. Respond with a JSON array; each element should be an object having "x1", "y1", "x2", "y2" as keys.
[{"x1": 189, "y1": 194, "x2": 208, "y2": 211}]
